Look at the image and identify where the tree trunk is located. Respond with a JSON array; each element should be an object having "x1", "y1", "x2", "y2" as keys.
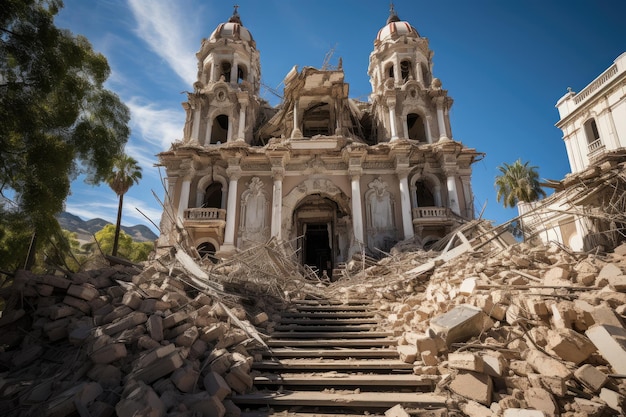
[{"x1": 112, "y1": 194, "x2": 124, "y2": 257}]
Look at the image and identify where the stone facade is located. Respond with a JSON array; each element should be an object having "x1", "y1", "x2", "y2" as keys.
[
  {"x1": 157, "y1": 6, "x2": 481, "y2": 274},
  {"x1": 519, "y1": 52, "x2": 626, "y2": 251}
]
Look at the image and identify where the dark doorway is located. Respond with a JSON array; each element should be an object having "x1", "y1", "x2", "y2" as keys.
[
  {"x1": 203, "y1": 183, "x2": 222, "y2": 208},
  {"x1": 197, "y1": 242, "x2": 217, "y2": 263},
  {"x1": 304, "y1": 224, "x2": 332, "y2": 278}
]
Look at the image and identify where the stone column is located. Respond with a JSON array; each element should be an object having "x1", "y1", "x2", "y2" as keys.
[
  {"x1": 223, "y1": 167, "x2": 241, "y2": 249},
  {"x1": 271, "y1": 169, "x2": 284, "y2": 239},
  {"x1": 177, "y1": 178, "x2": 191, "y2": 221},
  {"x1": 425, "y1": 116, "x2": 434, "y2": 144},
  {"x1": 387, "y1": 97, "x2": 398, "y2": 141},
  {"x1": 415, "y1": 62, "x2": 423, "y2": 84},
  {"x1": 446, "y1": 171, "x2": 461, "y2": 215},
  {"x1": 398, "y1": 172, "x2": 414, "y2": 239},
  {"x1": 433, "y1": 184, "x2": 442, "y2": 207},
  {"x1": 204, "y1": 118, "x2": 213, "y2": 146},
  {"x1": 191, "y1": 102, "x2": 201, "y2": 143},
  {"x1": 350, "y1": 171, "x2": 364, "y2": 244},
  {"x1": 230, "y1": 60, "x2": 238, "y2": 83},
  {"x1": 226, "y1": 117, "x2": 233, "y2": 143},
  {"x1": 237, "y1": 94, "x2": 248, "y2": 142},
  {"x1": 436, "y1": 99, "x2": 448, "y2": 140},
  {"x1": 291, "y1": 102, "x2": 302, "y2": 138}
]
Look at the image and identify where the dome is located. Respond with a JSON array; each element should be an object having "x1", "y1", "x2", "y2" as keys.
[
  {"x1": 209, "y1": 7, "x2": 254, "y2": 44},
  {"x1": 375, "y1": 6, "x2": 419, "y2": 43}
]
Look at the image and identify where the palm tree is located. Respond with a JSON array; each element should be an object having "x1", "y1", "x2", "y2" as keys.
[
  {"x1": 107, "y1": 154, "x2": 142, "y2": 257},
  {"x1": 495, "y1": 159, "x2": 546, "y2": 208}
]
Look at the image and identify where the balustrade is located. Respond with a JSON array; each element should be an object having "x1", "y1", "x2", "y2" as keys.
[
  {"x1": 412, "y1": 206, "x2": 451, "y2": 219},
  {"x1": 587, "y1": 139, "x2": 605, "y2": 155},
  {"x1": 184, "y1": 208, "x2": 226, "y2": 221}
]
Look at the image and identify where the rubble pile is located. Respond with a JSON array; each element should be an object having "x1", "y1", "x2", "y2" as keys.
[
  {"x1": 0, "y1": 247, "x2": 279, "y2": 417},
  {"x1": 331, "y1": 234, "x2": 626, "y2": 416}
]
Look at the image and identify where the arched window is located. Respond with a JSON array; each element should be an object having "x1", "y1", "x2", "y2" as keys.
[
  {"x1": 237, "y1": 65, "x2": 246, "y2": 83},
  {"x1": 583, "y1": 118, "x2": 601, "y2": 145},
  {"x1": 407, "y1": 113, "x2": 427, "y2": 142},
  {"x1": 220, "y1": 62, "x2": 231, "y2": 81},
  {"x1": 203, "y1": 183, "x2": 222, "y2": 208},
  {"x1": 210, "y1": 115, "x2": 228, "y2": 144},
  {"x1": 400, "y1": 60, "x2": 412, "y2": 82},
  {"x1": 387, "y1": 64, "x2": 394, "y2": 79},
  {"x1": 197, "y1": 242, "x2": 217, "y2": 263},
  {"x1": 416, "y1": 180, "x2": 436, "y2": 207}
]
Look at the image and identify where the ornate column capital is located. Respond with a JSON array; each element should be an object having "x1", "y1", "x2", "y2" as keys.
[{"x1": 226, "y1": 166, "x2": 242, "y2": 181}]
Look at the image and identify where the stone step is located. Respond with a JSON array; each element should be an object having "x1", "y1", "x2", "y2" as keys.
[
  {"x1": 269, "y1": 331, "x2": 394, "y2": 339},
  {"x1": 253, "y1": 373, "x2": 436, "y2": 389},
  {"x1": 292, "y1": 305, "x2": 372, "y2": 312},
  {"x1": 232, "y1": 391, "x2": 447, "y2": 409},
  {"x1": 280, "y1": 311, "x2": 378, "y2": 319},
  {"x1": 266, "y1": 338, "x2": 398, "y2": 348},
  {"x1": 262, "y1": 347, "x2": 399, "y2": 359},
  {"x1": 252, "y1": 359, "x2": 414, "y2": 371},
  {"x1": 277, "y1": 317, "x2": 379, "y2": 325},
  {"x1": 290, "y1": 299, "x2": 371, "y2": 306},
  {"x1": 273, "y1": 324, "x2": 377, "y2": 332}
]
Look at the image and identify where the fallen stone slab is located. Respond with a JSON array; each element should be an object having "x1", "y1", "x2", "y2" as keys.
[
  {"x1": 449, "y1": 371, "x2": 492, "y2": 405},
  {"x1": 546, "y1": 327, "x2": 596, "y2": 364},
  {"x1": 116, "y1": 381, "x2": 166, "y2": 417},
  {"x1": 585, "y1": 324, "x2": 626, "y2": 374},
  {"x1": 525, "y1": 387, "x2": 558, "y2": 417},
  {"x1": 574, "y1": 364, "x2": 608, "y2": 392},
  {"x1": 599, "y1": 387, "x2": 625, "y2": 414},
  {"x1": 525, "y1": 350, "x2": 572, "y2": 380},
  {"x1": 429, "y1": 304, "x2": 491, "y2": 346}
]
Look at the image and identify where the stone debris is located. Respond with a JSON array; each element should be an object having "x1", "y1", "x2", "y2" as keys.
[
  {"x1": 0, "y1": 244, "x2": 302, "y2": 417},
  {"x1": 0, "y1": 223, "x2": 626, "y2": 416}
]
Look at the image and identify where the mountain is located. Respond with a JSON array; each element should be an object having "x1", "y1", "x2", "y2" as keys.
[{"x1": 56, "y1": 212, "x2": 158, "y2": 243}]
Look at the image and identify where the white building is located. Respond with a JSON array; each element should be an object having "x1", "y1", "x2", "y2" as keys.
[
  {"x1": 157, "y1": 6, "x2": 482, "y2": 274},
  {"x1": 519, "y1": 52, "x2": 626, "y2": 251}
]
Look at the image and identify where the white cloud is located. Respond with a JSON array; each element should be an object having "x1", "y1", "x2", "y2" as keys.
[
  {"x1": 123, "y1": 195, "x2": 164, "y2": 231},
  {"x1": 127, "y1": 0, "x2": 199, "y2": 86},
  {"x1": 127, "y1": 98, "x2": 184, "y2": 150}
]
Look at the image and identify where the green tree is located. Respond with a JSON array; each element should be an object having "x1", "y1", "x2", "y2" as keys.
[
  {"x1": 495, "y1": 159, "x2": 546, "y2": 208},
  {"x1": 0, "y1": 0, "x2": 130, "y2": 269},
  {"x1": 92, "y1": 224, "x2": 153, "y2": 262},
  {"x1": 106, "y1": 155, "x2": 142, "y2": 257}
]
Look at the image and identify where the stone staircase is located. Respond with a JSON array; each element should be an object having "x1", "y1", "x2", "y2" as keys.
[{"x1": 232, "y1": 299, "x2": 447, "y2": 416}]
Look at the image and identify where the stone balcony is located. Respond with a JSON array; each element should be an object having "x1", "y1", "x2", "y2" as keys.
[
  {"x1": 183, "y1": 208, "x2": 227, "y2": 224},
  {"x1": 412, "y1": 206, "x2": 455, "y2": 226}
]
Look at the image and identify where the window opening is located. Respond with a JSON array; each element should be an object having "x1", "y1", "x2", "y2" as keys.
[
  {"x1": 220, "y1": 62, "x2": 231, "y2": 81},
  {"x1": 203, "y1": 183, "x2": 222, "y2": 208},
  {"x1": 400, "y1": 60, "x2": 412, "y2": 81},
  {"x1": 416, "y1": 180, "x2": 436, "y2": 206},
  {"x1": 210, "y1": 115, "x2": 229, "y2": 144},
  {"x1": 407, "y1": 113, "x2": 427, "y2": 142}
]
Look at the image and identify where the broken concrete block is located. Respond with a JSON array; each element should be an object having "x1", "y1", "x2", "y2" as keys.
[
  {"x1": 251, "y1": 312, "x2": 269, "y2": 325},
  {"x1": 146, "y1": 314, "x2": 164, "y2": 342},
  {"x1": 543, "y1": 266, "x2": 570, "y2": 285},
  {"x1": 121, "y1": 291, "x2": 142, "y2": 310},
  {"x1": 63, "y1": 295, "x2": 91, "y2": 314},
  {"x1": 100, "y1": 311, "x2": 147, "y2": 336},
  {"x1": 171, "y1": 364, "x2": 199, "y2": 393},
  {"x1": 132, "y1": 349, "x2": 184, "y2": 384},
  {"x1": 189, "y1": 339, "x2": 208, "y2": 360},
  {"x1": 204, "y1": 371, "x2": 231, "y2": 401},
  {"x1": 550, "y1": 302, "x2": 574, "y2": 329},
  {"x1": 67, "y1": 283, "x2": 100, "y2": 301},
  {"x1": 412, "y1": 334, "x2": 441, "y2": 354},
  {"x1": 384, "y1": 404, "x2": 411, "y2": 417},
  {"x1": 596, "y1": 263, "x2": 622, "y2": 287},
  {"x1": 448, "y1": 352, "x2": 484, "y2": 372},
  {"x1": 525, "y1": 387, "x2": 558, "y2": 417},
  {"x1": 429, "y1": 304, "x2": 491, "y2": 346},
  {"x1": 187, "y1": 393, "x2": 226, "y2": 417},
  {"x1": 420, "y1": 350, "x2": 438, "y2": 366},
  {"x1": 525, "y1": 298, "x2": 549, "y2": 317},
  {"x1": 90, "y1": 343, "x2": 127, "y2": 364},
  {"x1": 474, "y1": 294, "x2": 507, "y2": 321},
  {"x1": 87, "y1": 364, "x2": 122, "y2": 389},
  {"x1": 574, "y1": 364, "x2": 608, "y2": 392},
  {"x1": 224, "y1": 367, "x2": 252, "y2": 395},
  {"x1": 44, "y1": 382, "x2": 103, "y2": 417},
  {"x1": 502, "y1": 410, "x2": 546, "y2": 417},
  {"x1": 599, "y1": 387, "x2": 625, "y2": 414},
  {"x1": 449, "y1": 371, "x2": 492, "y2": 405},
  {"x1": 585, "y1": 324, "x2": 626, "y2": 374},
  {"x1": 459, "y1": 400, "x2": 494, "y2": 417},
  {"x1": 163, "y1": 310, "x2": 188, "y2": 328},
  {"x1": 573, "y1": 397, "x2": 606, "y2": 417},
  {"x1": 590, "y1": 303, "x2": 624, "y2": 327},
  {"x1": 459, "y1": 277, "x2": 478, "y2": 295},
  {"x1": 116, "y1": 381, "x2": 166, "y2": 417},
  {"x1": 546, "y1": 328, "x2": 596, "y2": 364},
  {"x1": 527, "y1": 373, "x2": 567, "y2": 397},
  {"x1": 210, "y1": 352, "x2": 233, "y2": 375},
  {"x1": 176, "y1": 325, "x2": 199, "y2": 347},
  {"x1": 526, "y1": 350, "x2": 572, "y2": 379},
  {"x1": 397, "y1": 344, "x2": 417, "y2": 363},
  {"x1": 481, "y1": 351, "x2": 507, "y2": 377},
  {"x1": 102, "y1": 305, "x2": 133, "y2": 325}
]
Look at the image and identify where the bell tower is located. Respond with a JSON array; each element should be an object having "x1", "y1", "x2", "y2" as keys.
[
  {"x1": 368, "y1": 5, "x2": 453, "y2": 143},
  {"x1": 182, "y1": 6, "x2": 261, "y2": 146}
]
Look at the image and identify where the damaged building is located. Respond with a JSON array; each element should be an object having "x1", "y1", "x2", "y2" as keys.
[
  {"x1": 156, "y1": 6, "x2": 482, "y2": 274},
  {"x1": 519, "y1": 52, "x2": 626, "y2": 252}
]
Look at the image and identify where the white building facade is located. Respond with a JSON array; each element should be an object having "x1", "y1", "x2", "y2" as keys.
[
  {"x1": 157, "y1": 7, "x2": 481, "y2": 274},
  {"x1": 519, "y1": 52, "x2": 626, "y2": 251}
]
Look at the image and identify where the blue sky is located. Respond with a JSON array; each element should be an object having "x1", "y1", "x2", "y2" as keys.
[{"x1": 56, "y1": 0, "x2": 626, "y2": 234}]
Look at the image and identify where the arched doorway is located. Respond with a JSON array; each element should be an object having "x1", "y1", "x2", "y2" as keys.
[
  {"x1": 294, "y1": 195, "x2": 341, "y2": 278},
  {"x1": 203, "y1": 183, "x2": 223, "y2": 208}
]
